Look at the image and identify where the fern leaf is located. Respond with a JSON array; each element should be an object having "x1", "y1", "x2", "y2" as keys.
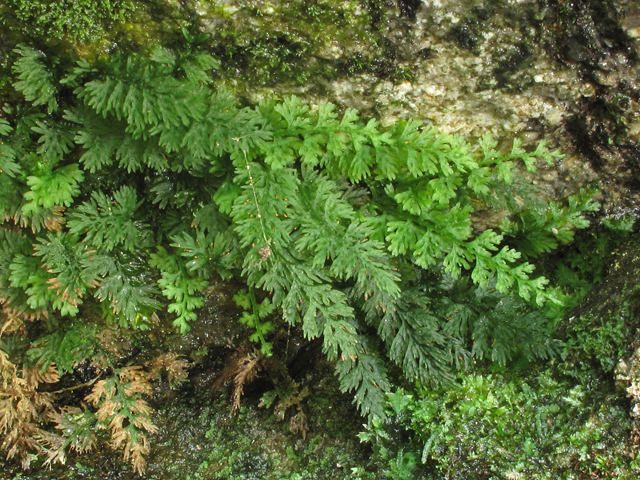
[
  {"x1": 32, "y1": 232, "x2": 99, "y2": 316},
  {"x1": 336, "y1": 345, "x2": 391, "y2": 420},
  {"x1": 67, "y1": 186, "x2": 149, "y2": 252},
  {"x1": 96, "y1": 270, "x2": 162, "y2": 329},
  {"x1": 23, "y1": 164, "x2": 84, "y2": 216},
  {"x1": 388, "y1": 308, "x2": 455, "y2": 387},
  {"x1": 27, "y1": 323, "x2": 98, "y2": 374},
  {"x1": 64, "y1": 107, "x2": 123, "y2": 172},
  {"x1": 149, "y1": 247, "x2": 207, "y2": 333},
  {"x1": 31, "y1": 120, "x2": 76, "y2": 164},
  {"x1": 12, "y1": 46, "x2": 58, "y2": 113},
  {"x1": 274, "y1": 96, "x2": 311, "y2": 130}
]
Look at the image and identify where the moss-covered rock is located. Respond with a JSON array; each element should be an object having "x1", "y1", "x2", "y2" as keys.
[{"x1": 567, "y1": 233, "x2": 640, "y2": 373}]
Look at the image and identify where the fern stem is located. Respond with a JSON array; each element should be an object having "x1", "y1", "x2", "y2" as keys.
[{"x1": 241, "y1": 149, "x2": 270, "y2": 247}]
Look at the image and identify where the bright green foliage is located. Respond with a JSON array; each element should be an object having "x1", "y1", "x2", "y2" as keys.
[
  {"x1": 7, "y1": 0, "x2": 135, "y2": 42},
  {"x1": 92, "y1": 254, "x2": 162, "y2": 329},
  {"x1": 27, "y1": 232, "x2": 95, "y2": 316},
  {"x1": 360, "y1": 372, "x2": 639, "y2": 478},
  {"x1": 150, "y1": 246, "x2": 208, "y2": 334},
  {"x1": 234, "y1": 288, "x2": 276, "y2": 356},
  {"x1": 502, "y1": 187, "x2": 601, "y2": 258},
  {"x1": 23, "y1": 164, "x2": 84, "y2": 216},
  {"x1": 0, "y1": 44, "x2": 598, "y2": 426}
]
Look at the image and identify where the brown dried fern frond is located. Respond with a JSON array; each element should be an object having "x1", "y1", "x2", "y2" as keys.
[
  {"x1": 213, "y1": 342, "x2": 265, "y2": 414},
  {"x1": 84, "y1": 365, "x2": 158, "y2": 476},
  {"x1": 147, "y1": 352, "x2": 190, "y2": 389},
  {"x1": 0, "y1": 360, "x2": 60, "y2": 469},
  {"x1": 230, "y1": 351, "x2": 263, "y2": 414}
]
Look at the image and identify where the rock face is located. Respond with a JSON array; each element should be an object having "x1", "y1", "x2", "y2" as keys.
[
  {"x1": 184, "y1": 0, "x2": 640, "y2": 214},
  {"x1": 588, "y1": 235, "x2": 640, "y2": 422},
  {"x1": 577, "y1": 233, "x2": 640, "y2": 325},
  {"x1": 564, "y1": 233, "x2": 640, "y2": 425}
]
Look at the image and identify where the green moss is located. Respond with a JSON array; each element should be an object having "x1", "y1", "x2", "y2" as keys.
[
  {"x1": 197, "y1": 0, "x2": 411, "y2": 88},
  {"x1": 177, "y1": 392, "x2": 377, "y2": 480},
  {"x1": 557, "y1": 231, "x2": 640, "y2": 375},
  {"x1": 363, "y1": 370, "x2": 638, "y2": 479},
  {"x1": 5, "y1": 0, "x2": 136, "y2": 43}
]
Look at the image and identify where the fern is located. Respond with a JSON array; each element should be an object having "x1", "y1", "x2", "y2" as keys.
[
  {"x1": 149, "y1": 246, "x2": 208, "y2": 334},
  {"x1": 84, "y1": 366, "x2": 158, "y2": 475},
  {"x1": 22, "y1": 163, "x2": 84, "y2": 216},
  {"x1": 92, "y1": 252, "x2": 162, "y2": 329},
  {"x1": 77, "y1": 50, "x2": 209, "y2": 140},
  {"x1": 27, "y1": 323, "x2": 98, "y2": 375},
  {"x1": 233, "y1": 288, "x2": 276, "y2": 356},
  {"x1": 336, "y1": 341, "x2": 391, "y2": 420},
  {"x1": 31, "y1": 120, "x2": 76, "y2": 164},
  {"x1": 11, "y1": 46, "x2": 59, "y2": 113},
  {"x1": 440, "y1": 277, "x2": 559, "y2": 366},
  {"x1": 502, "y1": 187, "x2": 601, "y2": 258},
  {"x1": 0, "y1": 45, "x2": 601, "y2": 447},
  {"x1": 67, "y1": 185, "x2": 151, "y2": 252},
  {"x1": 0, "y1": 121, "x2": 21, "y2": 178},
  {"x1": 31, "y1": 232, "x2": 98, "y2": 316},
  {"x1": 64, "y1": 106, "x2": 125, "y2": 172}
]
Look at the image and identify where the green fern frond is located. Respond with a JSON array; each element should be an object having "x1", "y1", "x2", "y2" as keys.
[
  {"x1": 12, "y1": 46, "x2": 59, "y2": 113},
  {"x1": 22, "y1": 163, "x2": 84, "y2": 216},
  {"x1": 67, "y1": 185, "x2": 150, "y2": 252}
]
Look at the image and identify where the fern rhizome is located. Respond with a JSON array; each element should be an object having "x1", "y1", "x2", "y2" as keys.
[{"x1": 0, "y1": 44, "x2": 599, "y2": 473}]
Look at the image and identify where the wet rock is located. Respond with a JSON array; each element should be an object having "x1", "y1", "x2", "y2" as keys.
[
  {"x1": 566, "y1": 233, "x2": 640, "y2": 375},
  {"x1": 397, "y1": 0, "x2": 421, "y2": 19},
  {"x1": 181, "y1": 0, "x2": 640, "y2": 218},
  {"x1": 573, "y1": 233, "x2": 640, "y2": 326}
]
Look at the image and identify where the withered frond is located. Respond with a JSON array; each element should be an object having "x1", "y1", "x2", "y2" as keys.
[
  {"x1": 38, "y1": 429, "x2": 68, "y2": 467},
  {"x1": 112, "y1": 423, "x2": 151, "y2": 476},
  {"x1": 4, "y1": 418, "x2": 48, "y2": 469},
  {"x1": 0, "y1": 357, "x2": 65, "y2": 470},
  {"x1": 0, "y1": 315, "x2": 26, "y2": 336},
  {"x1": 147, "y1": 352, "x2": 190, "y2": 389},
  {"x1": 132, "y1": 412, "x2": 158, "y2": 433},
  {"x1": 230, "y1": 351, "x2": 263, "y2": 414},
  {"x1": 43, "y1": 206, "x2": 66, "y2": 232},
  {"x1": 83, "y1": 366, "x2": 157, "y2": 476},
  {"x1": 126, "y1": 433, "x2": 150, "y2": 477},
  {"x1": 95, "y1": 398, "x2": 121, "y2": 423},
  {"x1": 117, "y1": 366, "x2": 154, "y2": 397},
  {"x1": 2, "y1": 305, "x2": 48, "y2": 323},
  {"x1": 213, "y1": 342, "x2": 266, "y2": 415},
  {"x1": 289, "y1": 409, "x2": 309, "y2": 440},
  {"x1": 84, "y1": 379, "x2": 113, "y2": 406},
  {"x1": 130, "y1": 398, "x2": 155, "y2": 420},
  {"x1": 24, "y1": 363, "x2": 60, "y2": 388}
]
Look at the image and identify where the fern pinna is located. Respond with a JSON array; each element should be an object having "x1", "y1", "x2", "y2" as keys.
[{"x1": 0, "y1": 43, "x2": 597, "y2": 471}]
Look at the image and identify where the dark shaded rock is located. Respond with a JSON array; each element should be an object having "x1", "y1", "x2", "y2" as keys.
[
  {"x1": 566, "y1": 233, "x2": 640, "y2": 373},
  {"x1": 397, "y1": 0, "x2": 421, "y2": 19},
  {"x1": 449, "y1": 23, "x2": 480, "y2": 51}
]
